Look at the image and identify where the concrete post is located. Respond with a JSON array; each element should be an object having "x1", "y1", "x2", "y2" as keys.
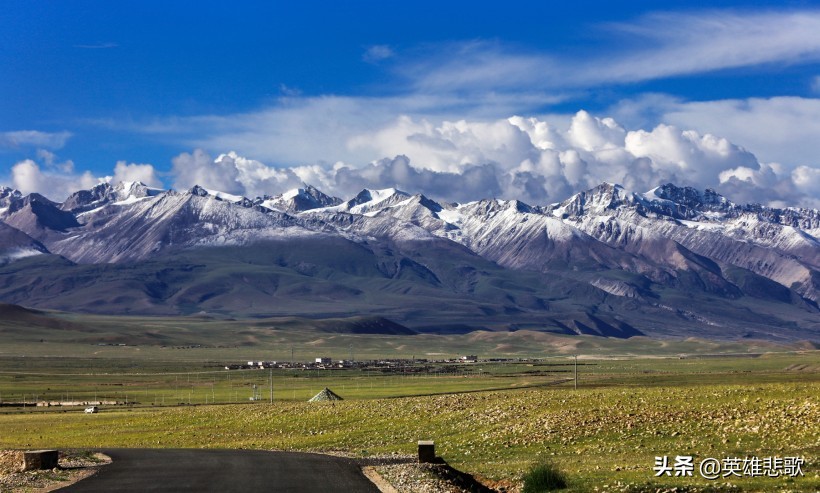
[
  {"x1": 22, "y1": 450, "x2": 59, "y2": 471},
  {"x1": 418, "y1": 440, "x2": 435, "y2": 463}
]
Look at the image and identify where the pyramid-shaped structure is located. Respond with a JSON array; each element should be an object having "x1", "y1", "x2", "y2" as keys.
[{"x1": 308, "y1": 387, "x2": 343, "y2": 402}]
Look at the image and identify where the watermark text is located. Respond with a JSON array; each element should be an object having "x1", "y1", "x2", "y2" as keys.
[{"x1": 653, "y1": 456, "x2": 804, "y2": 480}]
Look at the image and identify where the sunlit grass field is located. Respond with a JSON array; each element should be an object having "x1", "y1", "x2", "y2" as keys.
[{"x1": 1, "y1": 349, "x2": 818, "y2": 492}]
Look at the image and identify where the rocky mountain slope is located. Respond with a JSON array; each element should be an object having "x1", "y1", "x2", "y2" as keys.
[{"x1": 0, "y1": 181, "x2": 817, "y2": 341}]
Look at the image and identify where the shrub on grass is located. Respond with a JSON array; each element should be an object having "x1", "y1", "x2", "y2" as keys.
[{"x1": 521, "y1": 461, "x2": 567, "y2": 492}]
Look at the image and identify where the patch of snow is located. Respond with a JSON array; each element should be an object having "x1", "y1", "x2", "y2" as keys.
[
  {"x1": 203, "y1": 188, "x2": 245, "y2": 203},
  {"x1": 353, "y1": 196, "x2": 415, "y2": 216},
  {"x1": 679, "y1": 220, "x2": 724, "y2": 231},
  {"x1": 257, "y1": 200, "x2": 281, "y2": 211},
  {"x1": 282, "y1": 188, "x2": 303, "y2": 200},
  {"x1": 113, "y1": 195, "x2": 152, "y2": 206},
  {"x1": 256, "y1": 198, "x2": 284, "y2": 211},
  {"x1": 143, "y1": 185, "x2": 165, "y2": 196},
  {"x1": 367, "y1": 188, "x2": 398, "y2": 202},
  {"x1": 309, "y1": 203, "x2": 346, "y2": 214},
  {"x1": 702, "y1": 211, "x2": 726, "y2": 220},
  {"x1": 188, "y1": 226, "x2": 323, "y2": 247},
  {"x1": 304, "y1": 188, "x2": 410, "y2": 215},
  {"x1": 358, "y1": 197, "x2": 413, "y2": 213},
  {"x1": 640, "y1": 187, "x2": 675, "y2": 205},
  {"x1": 543, "y1": 216, "x2": 580, "y2": 241},
  {"x1": 77, "y1": 206, "x2": 106, "y2": 217},
  {"x1": 437, "y1": 208, "x2": 464, "y2": 225}
]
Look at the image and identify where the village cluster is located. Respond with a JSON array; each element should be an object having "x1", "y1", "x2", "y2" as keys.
[{"x1": 223, "y1": 355, "x2": 482, "y2": 372}]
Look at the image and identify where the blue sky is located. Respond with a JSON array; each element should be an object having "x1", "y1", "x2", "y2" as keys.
[{"x1": 2, "y1": 1, "x2": 820, "y2": 206}]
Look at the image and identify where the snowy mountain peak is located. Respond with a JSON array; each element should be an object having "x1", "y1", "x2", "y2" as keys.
[
  {"x1": 550, "y1": 182, "x2": 642, "y2": 219},
  {"x1": 109, "y1": 181, "x2": 163, "y2": 206},
  {"x1": 414, "y1": 194, "x2": 444, "y2": 213},
  {"x1": 189, "y1": 185, "x2": 209, "y2": 197},
  {"x1": 650, "y1": 183, "x2": 733, "y2": 210},
  {"x1": 256, "y1": 183, "x2": 342, "y2": 213},
  {"x1": 187, "y1": 185, "x2": 249, "y2": 205},
  {"x1": 0, "y1": 187, "x2": 23, "y2": 208},
  {"x1": 113, "y1": 180, "x2": 155, "y2": 196},
  {"x1": 504, "y1": 199, "x2": 534, "y2": 214},
  {"x1": 0, "y1": 186, "x2": 22, "y2": 198},
  {"x1": 57, "y1": 183, "x2": 111, "y2": 213},
  {"x1": 281, "y1": 188, "x2": 304, "y2": 200},
  {"x1": 338, "y1": 188, "x2": 411, "y2": 214},
  {"x1": 350, "y1": 188, "x2": 406, "y2": 204},
  {"x1": 59, "y1": 181, "x2": 160, "y2": 214},
  {"x1": 368, "y1": 187, "x2": 404, "y2": 200},
  {"x1": 1, "y1": 178, "x2": 819, "y2": 335}
]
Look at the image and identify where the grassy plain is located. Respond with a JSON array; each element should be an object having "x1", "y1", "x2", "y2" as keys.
[
  {"x1": 1, "y1": 311, "x2": 818, "y2": 491},
  {"x1": 0, "y1": 348, "x2": 818, "y2": 491}
]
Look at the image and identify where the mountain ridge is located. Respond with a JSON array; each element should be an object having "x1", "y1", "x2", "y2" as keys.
[{"x1": 1, "y1": 179, "x2": 818, "y2": 341}]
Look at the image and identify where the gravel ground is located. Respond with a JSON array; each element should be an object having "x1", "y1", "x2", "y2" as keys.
[
  {"x1": 323, "y1": 451, "x2": 507, "y2": 493},
  {"x1": 372, "y1": 462, "x2": 476, "y2": 493},
  {"x1": 0, "y1": 450, "x2": 110, "y2": 492}
]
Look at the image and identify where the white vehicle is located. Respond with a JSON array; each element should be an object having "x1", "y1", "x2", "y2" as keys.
[{"x1": 84, "y1": 406, "x2": 98, "y2": 414}]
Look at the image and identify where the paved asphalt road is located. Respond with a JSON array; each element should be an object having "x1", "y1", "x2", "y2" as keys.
[{"x1": 57, "y1": 449, "x2": 381, "y2": 492}]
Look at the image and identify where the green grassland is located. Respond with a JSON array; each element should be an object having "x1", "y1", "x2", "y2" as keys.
[
  {"x1": 0, "y1": 352, "x2": 817, "y2": 407},
  {"x1": 1, "y1": 309, "x2": 819, "y2": 491},
  {"x1": 0, "y1": 350, "x2": 818, "y2": 491},
  {"x1": 0, "y1": 374, "x2": 817, "y2": 492}
]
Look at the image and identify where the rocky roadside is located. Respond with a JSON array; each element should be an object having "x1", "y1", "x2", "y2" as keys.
[
  {"x1": 371, "y1": 462, "x2": 485, "y2": 493},
  {"x1": 322, "y1": 451, "x2": 514, "y2": 493},
  {"x1": 0, "y1": 450, "x2": 111, "y2": 492}
]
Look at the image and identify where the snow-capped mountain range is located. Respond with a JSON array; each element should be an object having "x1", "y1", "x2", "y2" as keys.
[{"x1": 1, "y1": 180, "x2": 818, "y2": 341}]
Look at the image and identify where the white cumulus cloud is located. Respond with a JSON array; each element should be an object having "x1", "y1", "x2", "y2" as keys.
[
  {"x1": 160, "y1": 110, "x2": 819, "y2": 208},
  {"x1": 5, "y1": 153, "x2": 162, "y2": 202},
  {"x1": 7, "y1": 111, "x2": 817, "y2": 208},
  {"x1": 11, "y1": 160, "x2": 97, "y2": 199},
  {"x1": 791, "y1": 165, "x2": 820, "y2": 200},
  {"x1": 171, "y1": 150, "x2": 308, "y2": 198},
  {"x1": 109, "y1": 161, "x2": 163, "y2": 188},
  {"x1": 647, "y1": 96, "x2": 820, "y2": 168},
  {"x1": 172, "y1": 149, "x2": 243, "y2": 195}
]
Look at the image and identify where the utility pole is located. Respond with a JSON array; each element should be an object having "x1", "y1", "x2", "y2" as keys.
[
  {"x1": 269, "y1": 367, "x2": 273, "y2": 404},
  {"x1": 574, "y1": 354, "x2": 578, "y2": 390}
]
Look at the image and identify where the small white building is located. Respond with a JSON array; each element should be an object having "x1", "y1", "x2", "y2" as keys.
[
  {"x1": 315, "y1": 357, "x2": 331, "y2": 365},
  {"x1": 460, "y1": 355, "x2": 478, "y2": 363}
]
